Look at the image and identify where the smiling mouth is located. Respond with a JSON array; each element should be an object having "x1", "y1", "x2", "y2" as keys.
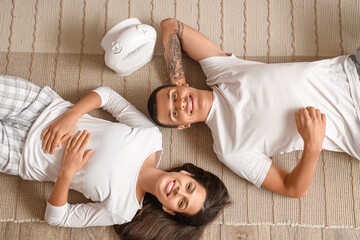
[
  {"x1": 166, "y1": 180, "x2": 175, "y2": 196},
  {"x1": 189, "y1": 95, "x2": 193, "y2": 114}
]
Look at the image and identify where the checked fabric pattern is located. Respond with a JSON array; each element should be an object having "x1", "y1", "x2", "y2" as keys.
[{"x1": 0, "y1": 75, "x2": 59, "y2": 175}]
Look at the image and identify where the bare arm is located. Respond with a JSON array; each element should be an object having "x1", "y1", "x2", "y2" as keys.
[
  {"x1": 261, "y1": 107, "x2": 326, "y2": 198},
  {"x1": 41, "y1": 91, "x2": 101, "y2": 154},
  {"x1": 161, "y1": 19, "x2": 186, "y2": 85},
  {"x1": 161, "y1": 18, "x2": 227, "y2": 86}
]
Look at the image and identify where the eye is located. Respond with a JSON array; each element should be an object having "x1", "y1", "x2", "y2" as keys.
[
  {"x1": 172, "y1": 92, "x2": 177, "y2": 99},
  {"x1": 179, "y1": 199, "x2": 184, "y2": 207},
  {"x1": 186, "y1": 183, "x2": 191, "y2": 191},
  {"x1": 173, "y1": 110, "x2": 178, "y2": 118}
]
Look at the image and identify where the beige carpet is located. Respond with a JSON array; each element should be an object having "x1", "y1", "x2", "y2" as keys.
[{"x1": 0, "y1": 0, "x2": 360, "y2": 231}]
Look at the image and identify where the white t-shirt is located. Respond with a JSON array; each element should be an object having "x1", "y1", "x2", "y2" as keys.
[
  {"x1": 19, "y1": 87, "x2": 163, "y2": 227},
  {"x1": 200, "y1": 55, "x2": 360, "y2": 188}
]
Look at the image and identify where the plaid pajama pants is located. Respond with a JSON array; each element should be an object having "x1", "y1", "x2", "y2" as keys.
[{"x1": 0, "y1": 75, "x2": 60, "y2": 175}]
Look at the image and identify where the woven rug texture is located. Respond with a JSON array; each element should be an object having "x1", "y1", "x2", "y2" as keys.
[{"x1": 0, "y1": 0, "x2": 360, "y2": 230}]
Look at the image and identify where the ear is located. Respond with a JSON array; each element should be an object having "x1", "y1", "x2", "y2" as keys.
[
  {"x1": 162, "y1": 206, "x2": 176, "y2": 216},
  {"x1": 177, "y1": 123, "x2": 191, "y2": 130},
  {"x1": 180, "y1": 170, "x2": 194, "y2": 177},
  {"x1": 175, "y1": 82, "x2": 189, "y2": 87}
]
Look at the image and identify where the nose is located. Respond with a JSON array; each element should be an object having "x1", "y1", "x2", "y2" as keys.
[
  {"x1": 175, "y1": 98, "x2": 186, "y2": 110},
  {"x1": 174, "y1": 186, "x2": 183, "y2": 196},
  {"x1": 174, "y1": 185, "x2": 190, "y2": 197}
]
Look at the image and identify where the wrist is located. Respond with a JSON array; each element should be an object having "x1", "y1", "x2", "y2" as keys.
[
  {"x1": 58, "y1": 169, "x2": 75, "y2": 182},
  {"x1": 65, "y1": 108, "x2": 82, "y2": 120},
  {"x1": 303, "y1": 144, "x2": 322, "y2": 157}
]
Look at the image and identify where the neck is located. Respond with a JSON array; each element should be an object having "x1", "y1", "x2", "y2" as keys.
[
  {"x1": 138, "y1": 166, "x2": 164, "y2": 197},
  {"x1": 199, "y1": 90, "x2": 213, "y2": 122}
]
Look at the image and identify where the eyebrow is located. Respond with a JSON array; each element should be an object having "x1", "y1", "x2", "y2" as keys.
[
  {"x1": 191, "y1": 183, "x2": 197, "y2": 193},
  {"x1": 167, "y1": 90, "x2": 173, "y2": 121},
  {"x1": 184, "y1": 183, "x2": 197, "y2": 210}
]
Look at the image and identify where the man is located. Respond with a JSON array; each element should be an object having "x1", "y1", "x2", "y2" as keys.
[{"x1": 148, "y1": 18, "x2": 360, "y2": 198}]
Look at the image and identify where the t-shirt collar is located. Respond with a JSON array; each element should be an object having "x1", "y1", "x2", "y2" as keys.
[{"x1": 205, "y1": 91, "x2": 216, "y2": 124}]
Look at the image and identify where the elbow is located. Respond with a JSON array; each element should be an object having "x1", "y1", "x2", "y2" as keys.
[
  {"x1": 288, "y1": 189, "x2": 308, "y2": 199},
  {"x1": 44, "y1": 202, "x2": 67, "y2": 227},
  {"x1": 160, "y1": 18, "x2": 178, "y2": 31},
  {"x1": 44, "y1": 214, "x2": 62, "y2": 227}
]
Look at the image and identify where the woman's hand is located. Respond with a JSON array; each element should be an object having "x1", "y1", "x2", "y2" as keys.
[
  {"x1": 42, "y1": 91, "x2": 103, "y2": 154},
  {"x1": 41, "y1": 111, "x2": 78, "y2": 154},
  {"x1": 60, "y1": 130, "x2": 94, "y2": 177},
  {"x1": 48, "y1": 130, "x2": 93, "y2": 207},
  {"x1": 295, "y1": 106, "x2": 326, "y2": 153}
]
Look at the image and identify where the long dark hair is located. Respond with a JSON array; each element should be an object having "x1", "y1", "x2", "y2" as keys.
[{"x1": 114, "y1": 163, "x2": 230, "y2": 240}]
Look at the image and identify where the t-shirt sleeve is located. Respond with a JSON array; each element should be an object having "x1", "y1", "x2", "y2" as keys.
[
  {"x1": 92, "y1": 87, "x2": 154, "y2": 128},
  {"x1": 198, "y1": 54, "x2": 263, "y2": 87},
  {"x1": 220, "y1": 152, "x2": 272, "y2": 188},
  {"x1": 44, "y1": 201, "x2": 127, "y2": 227}
]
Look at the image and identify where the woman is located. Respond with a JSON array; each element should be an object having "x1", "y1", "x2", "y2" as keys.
[{"x1": 0, "y1": 75, "x2": 230, "y2": 239}]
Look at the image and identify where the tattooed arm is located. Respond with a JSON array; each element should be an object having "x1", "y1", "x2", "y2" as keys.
[
  {"x1": 161, "y1": 19, "x2": 187, "y2": 85},
  {"x1": 160, "y1": 18, "x2": 227, "y2": 85}
]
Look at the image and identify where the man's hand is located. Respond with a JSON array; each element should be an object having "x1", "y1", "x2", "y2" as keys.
[
  {"x1": 295, "y1": 106, "x2": 326, "y2": 153},
  {"x1": 262, "y1": 107, "x2": 326, "y2": 198},
  {"x1": 41, "y1": 111, "x2": 78, "y2": 154},
  {"x1": 60, "y1": 130, "x2": 94, "y2": 177}
]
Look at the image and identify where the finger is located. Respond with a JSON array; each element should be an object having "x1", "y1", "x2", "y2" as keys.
[
  {"x1": 321, "y1": 113, "x2": 326, "y2": 123},
  {"x1": 295, "y1": 111, "x2": 302, "y2": 130},
  {"x1": 302, "y1": 108, "x2": 310, "y2": 120},
  {"x1": 43, "y1": 131, "x2": 54, "y2": 153},
  {"x1": 315, "y1": 109, "x2": 321, "y2": 119},
  {"x1": 50, "y1": 134, "x2": 62, "y2": 154},
  {"x1": 65, "y1": 135, "x2": 73, "y2": 150},
  {"x1": 306, "y1": 106, "x2": 315, "y2": 117},
  {"x1": 45, "y1": 134, "x2": 56, "y2": 154},
  {"x1": 42, "y1": 130, "x2": 51, "y2": 150},
  {"x1": 59, "y1": 133, "x2": 72, "y2": 147},
  {"x1": 82, "y1": 149, "x2": 94, "y2": 166},
  {"x1": 41, "y1": 127, "x2": 49, "y2": 140},
  {"x1": 79, "y1": 132, "x2": 91, "y2": 151},
  {"x1": 74, "y1": 130, "x2": 89, "y2": 150},
  {"x1": 71, "y1": 131, "x2": 83, "y2": 147}
]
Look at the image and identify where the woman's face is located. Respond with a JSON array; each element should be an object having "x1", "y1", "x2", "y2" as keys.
[{"x1": 155, "y1": 170, "x2": 207, "y2": 216}]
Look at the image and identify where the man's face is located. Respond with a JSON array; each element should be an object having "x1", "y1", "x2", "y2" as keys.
[{"x1": 155, "y1": 85, "x2": 208, "y2": 129}]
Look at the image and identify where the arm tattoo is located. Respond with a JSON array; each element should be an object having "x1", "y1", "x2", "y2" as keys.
[
  {"x1": 176, "y1": 20, "x2": 184, "y2": 44},
  {"x1": 165, "y1": 20, "x2": 185, "y2": 83}
]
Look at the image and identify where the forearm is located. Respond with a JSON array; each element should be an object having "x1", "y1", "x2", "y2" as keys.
[
  {"x1": 263, "y1": 107, "x2": 326, "y2": 198},
  {"x1": 48, "y1": 171, "x2": 73, "y2": 206},
  {"x1": 66, "y1": 92, "x2": 102, "y2": 120},
  {"x1": 161, "y1": 18, "x2": 186, "y2": 85},
  {"x1": 284, "y1": 146, "x2": 321, "y2": 198}
]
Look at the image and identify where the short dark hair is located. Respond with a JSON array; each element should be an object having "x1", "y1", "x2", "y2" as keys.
[{"x1": 147, "y1": 84, "x2": 177, "y2": 128}]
